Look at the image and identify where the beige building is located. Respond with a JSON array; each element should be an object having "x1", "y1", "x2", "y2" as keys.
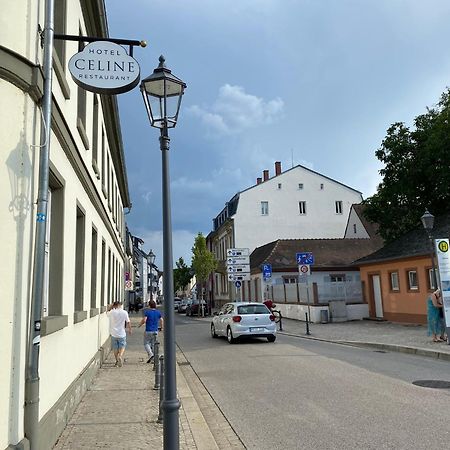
[{"x1": 0, "y1": 1, "x2": 131, "y2": 448}]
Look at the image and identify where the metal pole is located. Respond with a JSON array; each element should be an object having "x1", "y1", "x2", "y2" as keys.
[
  {"x1": 153, "y1": 342, "x2": 160, "y2": 389},
  {"x1": 160, "y1": 125, "x2": 180, "y2": 449},
  {"x1": 429, "y1": 237, "x2": 438, "y2": 289},
  {"x1": 158, "y1": 355, "x2": 165, "y2": 423},
  {"x1": 24, "y1": 0, "x2": 55, "y2": 447}
]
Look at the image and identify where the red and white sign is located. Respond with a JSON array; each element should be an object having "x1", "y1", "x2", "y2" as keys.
[{"x1": 298, "y1": 264, "x2": 310, "y2": 275}]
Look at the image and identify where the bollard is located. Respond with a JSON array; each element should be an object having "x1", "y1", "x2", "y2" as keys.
[
  {"x1": 153, "y1": 343, "x2": 160, "y2": 390},
  {"x1": 305, "y1": 312, "x2": 311, "y2": 335},
  {"x1": 157, "y1": 355, "x2": 164, "y2": 423},
  {"x1": 153, "y1": 340, "x2": 160, "y2": 373}
]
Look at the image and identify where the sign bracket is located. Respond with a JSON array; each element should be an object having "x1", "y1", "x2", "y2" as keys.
[{"x1": 53, "y1": 34, "x2": 147, "y2": 56}]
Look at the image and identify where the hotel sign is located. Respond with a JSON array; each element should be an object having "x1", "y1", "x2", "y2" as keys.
[{"x1": 68, "y1": 41, "x2": 140, "y2": 94}]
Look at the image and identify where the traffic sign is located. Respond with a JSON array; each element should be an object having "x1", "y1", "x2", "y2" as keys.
[
  {"x1": 262, "y1": 263, "x2": 272, "y2": 279},
  {"x1": 125, "y1": 280, "x2": 134, "y2": 291},
  {"x1": 296, "y1": 252, "x2": 314, "y2": 265},
  {"x1": 228, "y1": 273, "x2": 251, "y2": 281},
  {"x1": 227, "y1": 256, "x2": 250, "y2": 265},
  {"x1": 298, "y1": 264, "x2": 311, "y2": 275},
  {"x1": 227, "y1": 248, "x2": 250, "y2": 257},
  {"x1": 227, "y1": 265, "x2": 250, "y2": 273},
  {"x1": 235, "y1": 280, "x2": 242, "y2": 288}
]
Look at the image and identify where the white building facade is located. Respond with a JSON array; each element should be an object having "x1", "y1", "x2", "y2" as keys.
[
  {"x1": 0, "y1": 1, "x2": 131, "y2": 448},
  {"x1": 208, "y1": 162, "x2": 364, "y2": 305}
]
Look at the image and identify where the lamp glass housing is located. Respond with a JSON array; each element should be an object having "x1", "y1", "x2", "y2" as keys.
[
  {"x1": 421, "y1": 209, "x2": 435, "y2": 232},
  {"x1": 140, "y1": 56, "x2": 186, "y2": 129}
]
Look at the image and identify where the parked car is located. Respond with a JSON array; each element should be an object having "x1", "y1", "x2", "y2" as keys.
[
  {"x1": 174, "y1": 297, "x2": 182, "y2": 310},
  {"x1": 211, "y1": 302, "x2": 276, "y2": 343},
  {"x1": 185, "y1": 299, "x2": 209, "y2": 316},
  {"x1": 178, "y1": 298, "x2": 192, "y2": 313}
]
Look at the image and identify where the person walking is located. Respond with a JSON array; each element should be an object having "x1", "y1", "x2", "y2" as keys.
[
  {"x1": 138, "y1": 300, "x2": 163, "y2": 363},
  {"x1": 107, "y1": 301, "x2": 132, "y2": 367}
]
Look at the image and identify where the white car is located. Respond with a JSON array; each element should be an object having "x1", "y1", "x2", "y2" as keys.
[{"x1": 211, "y1": 302, "x2": 277, "y2": 343}]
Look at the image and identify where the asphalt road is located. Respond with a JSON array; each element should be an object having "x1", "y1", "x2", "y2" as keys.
[{"x1": 175, "y1": 314, "x2": 450, "y2": 450}]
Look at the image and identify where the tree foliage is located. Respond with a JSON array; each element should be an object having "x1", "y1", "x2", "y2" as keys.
[
  {"x1": 191, "y1": 233, "x2": 217, "y2": 298},
  {"x1": 363, "y1": 90, "x2": 450, "y2": 241},
  {"x1": 173, "y1": 257, "x2": 192, "y2": 293}
]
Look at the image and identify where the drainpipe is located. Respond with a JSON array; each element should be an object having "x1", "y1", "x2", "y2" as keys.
[{"x1": 24, "y1": 0, "x2": 55, "y2": 447}]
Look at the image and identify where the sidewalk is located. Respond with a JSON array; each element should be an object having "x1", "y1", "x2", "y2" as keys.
[
  {"x1": 53, "y1": 313, "x2": 449, "y2": 449},
  {"x1": 53, "y1": 316, "x2": 244, "y2": 450},
  {"x1": 278, "y1": 317, "x2": 450, "y2": 361}
]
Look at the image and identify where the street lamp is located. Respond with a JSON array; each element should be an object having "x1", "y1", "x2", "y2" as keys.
[
  {"x1": 148, "y1": 249, "x2": 155, "y2": 302},
  {"x1": 421, "y1": 209, "x2": 438, "y2": 290},
  {"x1": 141, "y1": 55, "x2": 186, "y2": 450}
]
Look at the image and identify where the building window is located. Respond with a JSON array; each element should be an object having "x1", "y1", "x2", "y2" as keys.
[
  {"x1": 90, "y1": 228, "x2": 98, "y2": 310},
  {"x1": 390, "y1": 271, "x2": 399, "y2": 291},
  {"x1": 75, "y1": 206, "x2": 86, "y2": 313},
  {"x1": 278, "y1": 183, "x2": 282, "y2": 189},
  {"x1": 101, "y1": 240, "x2": 106, "y2": 307},
  {"x1": 76, "y1": 28, "x2": 89, "y2": 149},
  {"x1": 283, "y1": 277, "x2": 297, "y2": 284},
  {"x1": 53, "y1": 0, "x2": 67, "y2": 68},
  {"x1": 330, "y1": 274, "x2": 345, "y2": 282},
  {"x1": 101, "y1": 128, "x2": 107, "y2": 196},
  {"x1": 320, "y1": 183, "x2": 324, "y2": 190},
  {"x1": 407, "y1": 270, "x2": 418, "y2": 290},
  {"x1": 299, "y1": 201, "x2": 306, "y2": 215},
  {"x1": 353, "y1": 223, "x2": 357, "y2": 234},
  {"x1": 92, "y1": 95, "x2": 100, "y2": 177},
  {"x1": 428, "y1": 268, "x2": 437, "y2": 290},
  {"x1": 335, "y1": 201, "x2": 343, "y2": 214},
  {"x1": 261, "y1": 201, "x2": 269, "y2": 215},
  {"x1": 298, "y1": 183, "x2": 303, "y2": 189}
]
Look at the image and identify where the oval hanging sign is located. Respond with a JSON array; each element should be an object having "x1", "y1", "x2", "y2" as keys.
[{"x1": 68, "y1": 41, "x2": 140, "y2": 94}]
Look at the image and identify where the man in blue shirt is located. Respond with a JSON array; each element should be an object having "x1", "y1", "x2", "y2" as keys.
[{"x1": 138, "y1": 300, "x2": 163, "y2": 363}]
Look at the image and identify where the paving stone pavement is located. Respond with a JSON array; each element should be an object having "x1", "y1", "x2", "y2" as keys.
[{"x1": 53, "y1": 316, "x2": 240, "y2": 449}]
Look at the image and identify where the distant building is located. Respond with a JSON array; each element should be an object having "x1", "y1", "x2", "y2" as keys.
[{"x1": 207, "y1": 161, "x2": 364, "y2": 305}]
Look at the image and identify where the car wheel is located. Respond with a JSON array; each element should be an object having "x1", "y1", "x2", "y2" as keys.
[
  {"x1": 211, "y1": 324, "x2": 217, "y2": 338},
  {"x1": 267, "y1": 335, "x2": 276, "y2": 343},
  {"x1": 227, "y1": 327, "x2": 235, "y2": 344}
]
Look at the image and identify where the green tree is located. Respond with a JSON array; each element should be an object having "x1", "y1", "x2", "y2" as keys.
[
  {"x1": 191, "y1": 232, "x2": 217, "y2": 300},
  {"x1": 363, "y1": 90, "x2": 450, "y2": 241},
  {"x1": 173, "y1": 257, "x2": 192, "y2": 294}
]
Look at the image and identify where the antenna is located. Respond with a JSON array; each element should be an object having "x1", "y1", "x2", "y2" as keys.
[{"x1": 291, "y1": 148, "x2": 294, "y2": 168}]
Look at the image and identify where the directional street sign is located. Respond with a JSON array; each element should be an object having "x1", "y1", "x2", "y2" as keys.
[
  {"x1": 227, "y1": 256, "x2": 250, "y2": 265},
  {"x1": 227, "y1": 248, "x2": 250, "y2": 257},
  {"x1": 296, "y1": 252, "x2": 314, "y2": 265},
  {"x1": 227, "y1": 265, "x2": 250, "y2": 273},
  {"x1": 228, "y1": 273, "x2": 251, "y2": 282}
]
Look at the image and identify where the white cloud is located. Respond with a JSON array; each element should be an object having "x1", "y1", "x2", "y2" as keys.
[
  {"x1": 171, "y1": 176, "x2": 214, "y2": 193},
  {"x1": 187, "y1": 84, "x2": 284, "y2": 136}
]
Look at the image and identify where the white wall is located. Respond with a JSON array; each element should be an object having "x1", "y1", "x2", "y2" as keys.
[
  {"x1": 233, "y1": 166, "x2": 363, "y2": 252},
  {"x1": 344, "y1": 207, "x2": 370, "y2": 238}
]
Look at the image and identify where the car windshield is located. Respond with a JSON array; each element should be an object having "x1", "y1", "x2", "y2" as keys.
[{"x1": 237, "y1": 305, "x2": 269, "y2": 315}]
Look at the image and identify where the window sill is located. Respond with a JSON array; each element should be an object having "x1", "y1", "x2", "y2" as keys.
[
  {"x1": 77, "y1": 118, "x2": 90, "y2": 150},
  {"x1": 100, "y1": 305, "x2": 107, "y2": 313},
  {"x1": 74, "y1": 310, "x2": 88, "y2": 324},
  {"x1": 41, "y1": 315, "x2": 68, "y2": 336}
]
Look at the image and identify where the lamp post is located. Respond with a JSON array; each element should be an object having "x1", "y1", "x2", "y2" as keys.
[
  {"x1": 148, "y1": 249, "x2": 155, "y2": 302},
  {"x1": 421, "y1": 209, "x2": 438, "y2": 290},
  {"x1": 141, "y1": 55, "x2": 186, "y2": 450}
]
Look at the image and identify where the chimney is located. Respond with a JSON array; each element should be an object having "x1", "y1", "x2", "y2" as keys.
[
  {"x1": 263, "y1": 170, "x2": 269, "y2": 181},
  {"x1": 275, "y1": 161, "x2": 282, "y2": 176},
  {"x1": 257, "y1": 177, "x2": 262, "y2": 185}
]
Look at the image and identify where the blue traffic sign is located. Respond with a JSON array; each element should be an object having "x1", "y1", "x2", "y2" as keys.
[
  {"x1": 296, "y1": 252, "x2": 314, "y2": 265},
  {"x1": 235, "y1": 280, "x2": 242, "y2": 288},
  {"x1": 262, "y1": 263, "x2": 272, "y2": 279}
]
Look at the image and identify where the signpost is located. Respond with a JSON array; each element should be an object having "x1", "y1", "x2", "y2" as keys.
[
  {"x1": 297, "y1": 252, "x2": 313, "y2": 335},
  {"x1": 227, "y1": 248, "x2": 250, "y2": 300},
  {"x1": 436, "y1": 239, "x2": 450, "y2": 343}
]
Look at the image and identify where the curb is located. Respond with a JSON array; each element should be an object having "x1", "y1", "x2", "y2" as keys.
[
  {"x1": 278, "y1": 331, "x2": 450, "y2": 361},
  {"x1": 176, "y1": 351, "x2": 219, "y2": 450}
]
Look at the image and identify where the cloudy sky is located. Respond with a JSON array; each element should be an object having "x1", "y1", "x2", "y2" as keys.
[{"x1": 106, "y1": 0, "x2": 450, "y2": 267}]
